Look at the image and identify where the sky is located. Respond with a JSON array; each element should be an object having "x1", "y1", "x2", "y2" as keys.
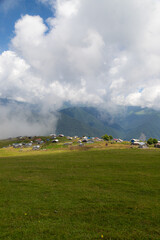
[
  {"x1": 0, "y1": 0, "x2": 53, "y2": 52},
  {"x1": 0, "y1": 0, "x2": 160, "y2": 137}
]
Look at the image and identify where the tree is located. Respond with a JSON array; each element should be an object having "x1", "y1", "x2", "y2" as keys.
[
  {"x1": 147, "y1": 138, "x2": 158, "y2": 145},
  {"x1": 153, "y1": 138, "x2": 158, "y2": 144},
  {"x1": 109, "y1": 135, "x2": 113, "y2": 140},
  {"x1": 102, "y1": 134, "x2": 113, "y2": 141},
  {"x1": 147, "y1": 138, "x2": 153, "y2": 145}
]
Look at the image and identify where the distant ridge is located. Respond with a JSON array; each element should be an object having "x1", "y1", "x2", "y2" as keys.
[{"x1": 56, "y1": 106, "x2": 160, "y2": 140}]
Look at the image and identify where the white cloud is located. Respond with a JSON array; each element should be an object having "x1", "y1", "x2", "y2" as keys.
[
  {"x1": 57, "y1": 0, "x2": 79, "y2": 18},
  {"x1": 7, "y1": 1, "x2": 160, "y2": 107},
  {"x1": 1, "y1": 0, "x2": 160, "y2": 136}
]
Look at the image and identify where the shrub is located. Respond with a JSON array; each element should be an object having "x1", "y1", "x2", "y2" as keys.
[
  {"x1": 153, "y1": 138, "x2": 158, "y2": 144},
  {"x1": 102, "y1": 134, "x2": 113, "y2": 141},
  {"x1": 147, "y1": 138, "x2": 153, "y2": 145},
  {"x1": 147, "y1": 138, "x2": 158, "y2": 145}
]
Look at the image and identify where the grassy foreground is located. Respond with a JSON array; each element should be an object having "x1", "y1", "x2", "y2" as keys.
[{"x1": 0, "y1": 149, "x2": 160, "y2": 239}]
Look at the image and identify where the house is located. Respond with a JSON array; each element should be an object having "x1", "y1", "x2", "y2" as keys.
[
  {"x1": 132, "y1": 141, "x2": 140, "y2": 145},
  {"x1": 114, "y1": 138, "x2": 123, "y2": 143},
  {"x1": 13, "y1": 143, "x2": 22, "y2": 148},
  {"x1": 32, "y1": 145, "x2": 40, "y2": 150},
  {"x1": 50, "y1": 134, "x2": 56, "y2": 138},
  {"x1": 52, "y1": 139, "x2": 59, "y2": 143},
  {"x1": 131, "y1": 139, "x2": 140, "y2": 145},
  {"x1": 154, "y1": 143, "x2": 160, "y2": 148},
  {"x1": 35, "y1": 138, "x2": 42, "y2": 142},
  {"x1": 25, "y1": 143, "x2": 33, "y2": 147},
  {"x1": 59, "y1": 134, "x2": 64, "y2": 137},
  {"x1": 138, "y1": 142, "x2": 148, "y2": 148},
  {"x1": 113, "y1": 138, "x2": 118, "y2": 142},
  {"x1": 67, "y1": 136, "x2": 73, "y2": 140},
  {"x1": 35, "y1": 138, "x2": 43, "y2": 144},
  {"x1": 82, "y1": 137, "x2": 88, "y2": 142}
]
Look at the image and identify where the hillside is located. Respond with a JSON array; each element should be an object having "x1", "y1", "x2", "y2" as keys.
[
  {"x1": 56, "y1": 107, "x2": 124, "y2": 138},
  {"x1": 56, "y1": 106, "x2": 160, "y2": 140}
]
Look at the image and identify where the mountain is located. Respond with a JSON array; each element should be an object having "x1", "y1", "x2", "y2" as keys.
[
  {"x1": 119, "y1": 107, "x2": 160, "y2": 140},
  {"x1": 0, "y1": 98, "x2": 160, "y2": 140},
  {"x1": 56, "y1": 107, "x2": 123, "y2": 137},
  {"x1": 56, "y1": 106, "x2": 160, "y2": 140}
]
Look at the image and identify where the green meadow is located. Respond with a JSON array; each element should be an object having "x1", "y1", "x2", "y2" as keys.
[{"x1": 0, "y1": 148, "x2": 160, "y2": 239}]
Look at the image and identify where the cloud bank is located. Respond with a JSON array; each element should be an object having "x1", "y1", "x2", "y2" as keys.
[{"x1": 1, "y1": 0, "x2": 160, "y2": 137}]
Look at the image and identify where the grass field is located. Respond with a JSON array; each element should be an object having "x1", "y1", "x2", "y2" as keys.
[{"x1": 0, "y1": 148, "x2": 160, "y2": 239}]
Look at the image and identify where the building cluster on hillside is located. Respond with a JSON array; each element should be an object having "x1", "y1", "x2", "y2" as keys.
[
  {"x1": 4, "y1": 134, "x2": 105, "y2": 150},
  {"x1": 2, "y1": 134, "x2": 160, "y2": 151}
]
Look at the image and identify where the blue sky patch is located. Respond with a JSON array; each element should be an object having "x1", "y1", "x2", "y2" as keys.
[
  {"x1": 0, "y1": 0, "x2": 53, "y2": 52},
  {"x1": 138, "y1": 88, "x2": 144, "y2": 93}
]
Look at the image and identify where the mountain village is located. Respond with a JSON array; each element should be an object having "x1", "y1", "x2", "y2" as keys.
[{"x1": 1, "y1": 134, "x2": 160, "y2": 151}]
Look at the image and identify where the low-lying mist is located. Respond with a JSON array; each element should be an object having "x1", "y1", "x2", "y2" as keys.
[{"x1": 0, "y1": 100, "x2": 59, "y2": 139}]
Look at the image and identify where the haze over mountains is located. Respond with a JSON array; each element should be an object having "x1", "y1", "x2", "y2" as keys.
[{"x1": 0, "y1": 98, "x2": 160, "y2": 140}]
